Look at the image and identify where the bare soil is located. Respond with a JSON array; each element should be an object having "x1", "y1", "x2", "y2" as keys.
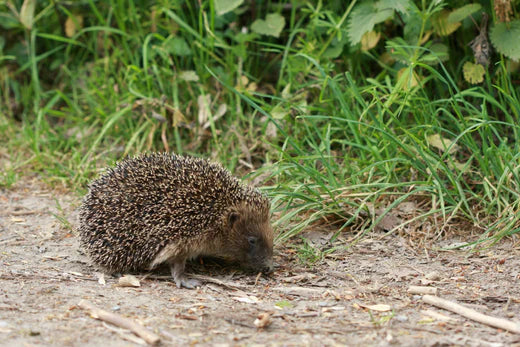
[{"x1": 1, "y1": 182, "x2": 520, "y2": 346}]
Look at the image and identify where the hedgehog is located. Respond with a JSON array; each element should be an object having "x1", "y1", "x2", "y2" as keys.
[{"x1": 79, "y1": 153, "x2": 273, "y2": 288}]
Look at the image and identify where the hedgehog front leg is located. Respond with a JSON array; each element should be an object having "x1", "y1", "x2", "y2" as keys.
[{"x1": 170, "y1": 259, "x2": 201, "y2": 289}]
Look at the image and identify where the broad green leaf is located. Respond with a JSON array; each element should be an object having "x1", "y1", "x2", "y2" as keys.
[
  {"x1": 0, "y1": 12, "x2": 20, "y2": 30},
  {"x1": 375, "y1": 0, "x2": 412, "y2": 15},
  {"x1": 422, "y1": 43, "x2": 449, "y2": 64},
  {"x1": 271, "y1": 104, "x2": 288, "y2": 120},
  {"x1": 447, "y1": 4, "x2": 481, "y2": 24},
  {"x1": 251, "y1": 13, "x2": 285, "y2": 38},
  {"x1": 490, "y1": 21, "x2": 520, "y2": 61},
  {"x1": 164, "y1": 37, "x2": 192, "y2": 56},
  {"x1": 20, "y1": 0, "x2": 36, "y2": 30},
  {"x1": 179, "y1": 70, "x2": 199, "y2": 82},
  {"x1": 214, "y1": 0, "x2": 244, "y2": 16},
  {"x1": 347, "y1": 1, "x2": 393, "y2": 45},
  {"x1": 322, "y1": 44, "x2": 344, "y2": 58},
  {"x1": 463, "y1": 61, "x2": 485, "y2": 84},
  {"x1": 432, "y1": 10, "x2": 461, "y2": 36}
]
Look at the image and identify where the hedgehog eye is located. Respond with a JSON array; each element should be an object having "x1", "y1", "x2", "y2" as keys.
[{"x1": 247, "y1": 236, "x2": 258, "y2": 247}]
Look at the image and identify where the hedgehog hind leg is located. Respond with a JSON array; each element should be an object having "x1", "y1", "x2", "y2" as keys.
[
  {"x1": 170, "y1": 259, "x2": 201, "y2": 289},
  {"x1": 150, "y1": 242, "x2": 201, "y2": 289}
]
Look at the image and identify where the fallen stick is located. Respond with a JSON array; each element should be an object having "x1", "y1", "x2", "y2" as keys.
[
  {"x1": 422, "y1": 295, "x2": 520, "y2": 334},
  {"x1": 408, "y1": 285, "x2": 438, "y2": 295},
  {"x1": 78, "y1": 300, "x2": 160, "y2": 345}
]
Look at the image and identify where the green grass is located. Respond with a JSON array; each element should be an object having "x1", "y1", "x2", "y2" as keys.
[{"x1": 1, "y1": 0, "x2": 520, "y2": 249}]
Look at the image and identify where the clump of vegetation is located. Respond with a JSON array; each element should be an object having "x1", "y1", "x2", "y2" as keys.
[{"x1": 1, "y1": 0, "x2": 519, "y2": 247}]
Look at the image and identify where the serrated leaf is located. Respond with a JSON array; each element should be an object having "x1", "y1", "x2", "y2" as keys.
[
  {"x1": 347, "y1": 2, "x2": 393, "y2": 45},
  {"x1": 361, "y1": 31, "x2": 381, "y2": 51},
  {"x1": 427, "y1": 134, "x2": 459, "y2": 154},
  {"x1": 463, "y1": 61, "x2": 485, "y2": 84},
  {"x1": 251, "y1": 13, "x2": 285, "y2": 38},
  {"x1": 490, "y1": 21, "x2": 520, "y2": 61},
  {"x1": 447, "y1": 4, "x2": 481, "y2": 24},
  {"x1": 375, "y1": 0, "x2": 412, "y2": 15},
  {"x1": 214, "y1": 0, "x2": 244, "y2": 16},
  {"x1": 432, "y1": 10, "x2": 461, "y2": 36},
  {"x1": 20, "y1": 0, "x2": 36, "y2": 30}
]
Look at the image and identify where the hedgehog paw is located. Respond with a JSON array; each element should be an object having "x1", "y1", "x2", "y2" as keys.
[
  {"x1": 175, "y1": 276, "x2": 201, "y2": 289},
  {"x1": 171, "y1": 260, "x2": 200, "y2": 289}
]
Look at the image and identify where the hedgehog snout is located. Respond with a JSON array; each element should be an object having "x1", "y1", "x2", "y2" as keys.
[{"x1": 261, "y1": 259, "x2": 274, "y2": 273}]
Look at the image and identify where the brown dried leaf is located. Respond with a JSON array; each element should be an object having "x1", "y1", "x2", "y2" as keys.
[
  {"x1": 361, "y1": 31, "x2": 381, "y2": 51},
  {"x1": 360, "y1": 303, "x2": 392, "y2": 312},
  {"x1": 65, "y1": 14, "x2": 83, "y2": 38},
  {"x1": 232, "y1": 296, "x2": 259, "y2": 304},
  {"x1": 376, "y1": 212, "x2": 402, "y2": 232},
  {"x1": 254, "y1": 312, "x2": 271, "y2": 328},
  {"x1": 197, "y1": 94, "x2": 211, "y2": 126},
  {"x1": 117, "y1": 275, "x2": 141, "y2": 287},
  {"x1": 426, "y1": 134, "x2": 459, "y2": 154}
]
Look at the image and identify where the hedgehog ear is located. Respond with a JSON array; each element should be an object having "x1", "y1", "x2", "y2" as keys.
[{"x1": 228, "y1": 211, "x2": 240, "y2": 227}]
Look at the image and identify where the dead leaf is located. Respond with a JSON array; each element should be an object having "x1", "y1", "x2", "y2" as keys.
[
  {"x1": 117, "y1": 275, "x2": 140, "y2": 287},
  {"x1": 254, "y1": 312, "x2": 271, "y2": 328},
  {"x1": 397, "y1": 67, "x2": 421, "y2": 90},
  {"x1": 425, "y1": 271, "x2": 441, "y2": 281},
  {"x1": 97, "y1": 273, "x2": 106, "y2": 285},
  {"x1": 361, "y1": 31, "x2": 381, "y2": 51},
  {"x1": 232, "y1": 296, "x2": 259, "y2": 304},
  {"x1": 397, "y1": 201, "x2": 417, "y2": 214},
  {"x1": 65, "y1": 14, "x2": 83, "y2": 37},
  {"x1": 426, "y1": 134, "x2": 459, "y2": 154},
  {"x1": 179, "y1": 70, "x2": 199, "y2": 82},
  {"x1": 197, "y1": 94, "x2": 211, "y2": 126},
  {"x1": 421, "y1": 309, "x2": 459, "y2": 322},
  {"x1": 359, "y1": 303, "x2": 392, "y2": 312},
  {"x1": 376, "y1": 212, "x2": 402, "y2": 232}
]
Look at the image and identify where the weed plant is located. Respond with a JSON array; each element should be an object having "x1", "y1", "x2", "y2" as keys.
[{"x1": 1, "y1": 0, "x2": 519, "y2": 247}]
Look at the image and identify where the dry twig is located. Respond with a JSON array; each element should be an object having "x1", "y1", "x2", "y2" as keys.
[
  {"x1": 78, "y1": 300, "x2": 160, "y2": 345},
  {"x1": 422, "y1": 295, "x2": 520, "y2": 334}
]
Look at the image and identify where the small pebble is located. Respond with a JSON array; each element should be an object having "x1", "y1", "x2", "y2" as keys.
[
  {"x1": 394, "y1": 315, "x2": 408, "y2": 322},
  {"x1": 111, "y1": 306, "x2": 120, "y2": 311},
  {"x1": 425, "y1": 271, "x2": 441, "y2": 281}
]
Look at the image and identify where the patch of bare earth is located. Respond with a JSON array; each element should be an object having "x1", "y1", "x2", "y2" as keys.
[{"x1": 1, "y1": 183, "x2": 520, "y2": 346}]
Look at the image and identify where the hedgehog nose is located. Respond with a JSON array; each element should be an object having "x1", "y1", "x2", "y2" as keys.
[{"x1": 262, "y1": 261, "x2": 274, "y2": 274}]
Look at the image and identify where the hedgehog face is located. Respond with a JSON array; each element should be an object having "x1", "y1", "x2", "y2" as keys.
[{"x1": 227, "y1": 204, "x2": 274, "y2": 273}]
